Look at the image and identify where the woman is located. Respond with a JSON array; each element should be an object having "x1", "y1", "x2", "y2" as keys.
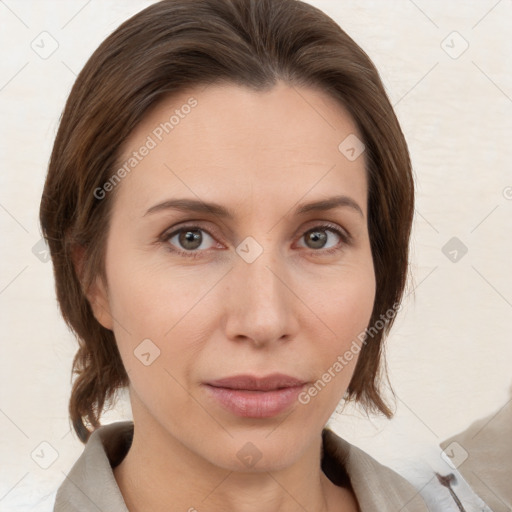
[{"x1": 39, "y1": 0, "x2": 470, "y2": 510}]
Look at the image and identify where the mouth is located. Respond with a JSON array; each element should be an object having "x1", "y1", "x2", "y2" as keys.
[{"x1": 203, "y1": 373, "x2": 308, "y2": 418}]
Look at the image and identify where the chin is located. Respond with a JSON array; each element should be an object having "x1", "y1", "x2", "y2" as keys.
[{"x1": 200, "y1": 425, "x2": 315, "y2": 473}]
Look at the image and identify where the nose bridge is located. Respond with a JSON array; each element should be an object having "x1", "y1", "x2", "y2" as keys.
[{"x1": 240, "y1": 238, "x2": 280, "y2": 298}]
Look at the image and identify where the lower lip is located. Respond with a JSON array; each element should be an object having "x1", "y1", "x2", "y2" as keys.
[{"x1": 204, "y1": 384, "x2": 305, "y2": 418}]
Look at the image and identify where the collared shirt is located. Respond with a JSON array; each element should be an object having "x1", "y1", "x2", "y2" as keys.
[{"x1": 52, "y1": 420, "x2": 435, "y2": 511}]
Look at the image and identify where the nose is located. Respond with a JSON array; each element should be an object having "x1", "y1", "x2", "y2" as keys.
[{"x1": 222, "y1": 240, "x2": 299, "y2": 348}]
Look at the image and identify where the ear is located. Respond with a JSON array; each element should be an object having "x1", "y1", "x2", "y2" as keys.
[{"x1": 71, "y1": 243, "x2": 114, "y2": 331}]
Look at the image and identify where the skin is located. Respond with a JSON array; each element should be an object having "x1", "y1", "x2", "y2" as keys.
[{"x1": 85, "y1": 81, "x2": 374, "y2": 512}]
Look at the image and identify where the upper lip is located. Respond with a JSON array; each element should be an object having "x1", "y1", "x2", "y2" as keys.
[{"x1": 205, "y1": 373, "x2": 307, "y2": 391}]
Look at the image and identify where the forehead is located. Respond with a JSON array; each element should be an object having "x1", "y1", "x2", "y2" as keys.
[{"x1": 112, "y1": 81, "x2": 368, "y2": 217}]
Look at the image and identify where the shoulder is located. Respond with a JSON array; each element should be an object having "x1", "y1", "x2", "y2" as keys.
[
  {"x1": 53, "y1": 421, "x2": 133, "y2": 512},
  {"x1": 440, "y1": 400, "x2": 512, "y2": 512},
  {"x1": 322, "y1": 427, "x2": 430, "y2": 511},
  {"x1": 322, "y1": 426, "x2": 499, "y2": 512}
]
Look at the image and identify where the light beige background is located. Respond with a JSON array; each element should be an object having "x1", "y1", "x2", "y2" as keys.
[{"x1": 1, "y1": 0, "x2": 511, "y2": 510}]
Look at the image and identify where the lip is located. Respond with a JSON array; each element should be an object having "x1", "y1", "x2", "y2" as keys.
[{"x1": 203, "y1": 373, "x2": 308, "y2": 418}]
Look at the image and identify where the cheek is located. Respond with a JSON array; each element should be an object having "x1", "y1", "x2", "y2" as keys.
[
  {"x1": 104, "y1": 261, "x2": 207, "y2": 419},
  {"x1": 334, "y1": 272, "x2": 376, "y2": 340},
  {"x1": 304, "y1": 259, "x2": 376, "y2": 398},
  {"x1": 310, "y1": 257, "x2": 376, "y2": 343},
  {"x1": 105, "y1": 233, "x2": 194, "y2": 332},
  {"x1": 104, "y1": 251, "x2": 219, "y2": 375}
]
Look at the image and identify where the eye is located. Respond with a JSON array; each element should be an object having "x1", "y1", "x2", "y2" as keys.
[
  {"x1": 162, "y1": 225, "x2": 220, "y2": 258},
  {"x1": 296, "y1": 223, "x2": 350, "y2": 255}
]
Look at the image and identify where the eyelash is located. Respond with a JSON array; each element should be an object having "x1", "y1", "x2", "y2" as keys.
[{"x1": 159, "y1": 222, "x2": 351, "y2": 260}]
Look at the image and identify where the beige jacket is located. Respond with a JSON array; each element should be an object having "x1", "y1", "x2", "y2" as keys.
[{"x1": 53, "y1": 420, "x2": 432, "y2": 511}]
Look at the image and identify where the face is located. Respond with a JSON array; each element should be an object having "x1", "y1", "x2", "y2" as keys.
[{"x1": 88, "y1": 81, "x2": 376, "y2": 471}]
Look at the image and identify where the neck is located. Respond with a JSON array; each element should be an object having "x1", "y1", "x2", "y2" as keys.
[{"x1": 113, "y1": 418, "x2": 356, "y2": 512}]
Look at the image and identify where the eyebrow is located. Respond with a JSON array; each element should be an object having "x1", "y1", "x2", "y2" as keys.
[{"x1": 144, "y1": 194, "x2": 364, "y2": 219}]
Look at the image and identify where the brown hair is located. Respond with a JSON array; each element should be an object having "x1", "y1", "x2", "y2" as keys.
[{"x1": 39, "y1": 0, "x2": 414, "y2": 444}]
